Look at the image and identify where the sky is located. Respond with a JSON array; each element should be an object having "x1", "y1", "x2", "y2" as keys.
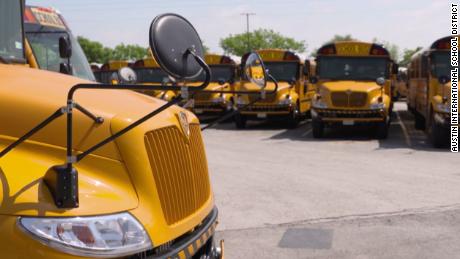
[{"x1": 26, "y1": 0, "x2": 450, "y2": 59}]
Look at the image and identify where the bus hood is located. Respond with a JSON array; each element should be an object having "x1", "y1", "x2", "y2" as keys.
[
  {"x1": 239, "y1": 81, "x2": 293, "y2": 94},
  {"x1": 319, "y1": 81, "x2": 382, "y2": 94},
  {"x1": 0, "y1": 65, "x2": 199, "y2": 216}
]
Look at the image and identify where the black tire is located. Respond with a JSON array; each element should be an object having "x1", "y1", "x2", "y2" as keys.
[
  {"x1": 312, "y1": 118, "x2": 324, "y2": 138},
  {"x1": 286, "y1": 107, "x2": 301, "y2": 129},
  {"x1": 375, "y1": 122, "x2": 389, "y2": 139},
  {"x1": 414, "y1": 113, "x2": 425, "y2": 130},
  {"x1": 429, "y1": 115, "x2": 448, "y2": 148},
  {"x1": 234, "y1": 112, "x2": 247, "y2": 129}
]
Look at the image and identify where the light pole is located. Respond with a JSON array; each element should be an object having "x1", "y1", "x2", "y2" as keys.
[{"x1": 241, "y1": 13, "x2": 255, "y2": 52}]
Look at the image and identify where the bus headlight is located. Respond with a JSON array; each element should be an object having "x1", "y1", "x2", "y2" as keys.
[
  {"x1": 212, "y1": 97, "x2": 226, "y2": 103},
  {"x1": 18, "y1": 213, "x2": 152, "y2": 258},
  {"x1": 312, "y1": 98, "x2": 327, "y2": 108},
  {"x1": 278, "y1": 96, "x2": 292, "y2": 105},
  {"x1": 236, "y1": 96, "x2": 248, "y2": 105},
  {"x1": 370, "y1": 102, "x2": 385, "y2": 110},
  {"x1": 435, "y1": 103, "x2": 450, "y2": 113}
]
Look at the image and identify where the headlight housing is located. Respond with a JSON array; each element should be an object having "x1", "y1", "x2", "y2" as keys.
[
  {"x1": 236, "y1": 96, "x2": 248, "y2": 105},
  {"x1": 370, "y1": 102, "x2": 385, "y2": 110},
  {"x1": 212, "y1": 96, "x2": 226, "y2": 103},
  {"x1": 18, "y1": 213, "x2": 152, "y2": 258},
  {"x1": 435, "y1": 102, "x2": 450, "y2": 113},
  {"x1": 278, "y1": 96, "x2": 292, "y2": 105},
  {"x1": 312, "y1": 96, "x2": 327, "y2": 109}
]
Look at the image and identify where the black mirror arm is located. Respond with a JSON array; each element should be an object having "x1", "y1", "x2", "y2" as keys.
[{"x1": 186, "y1": 49, "x2": 211, "y2": 91}]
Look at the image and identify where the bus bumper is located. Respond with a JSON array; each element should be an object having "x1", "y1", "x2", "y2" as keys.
[{"x1": 312, "y1": 108, "x2": 387, "y2": 125}]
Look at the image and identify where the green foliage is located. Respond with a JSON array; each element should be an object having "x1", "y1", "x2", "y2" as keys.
[
  {"x1": 220, "y1": 29, "x2": 306, "y2": 56},
  {"x1": 77, "y1": 36, "x2": 148, "y2": 63},
  {"x1": 400, "y1": 47, "x2": 423, "y2": 66}
]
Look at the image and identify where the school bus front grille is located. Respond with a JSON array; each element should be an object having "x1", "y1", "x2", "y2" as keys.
[
  {"x1": 331, "y1": 92, "x2": 367, "y2": 107},
  {"x1": 193, "y1": 92, "x2": 214, "y2": 101},
  {"x1": 144, "y1": 124, "x2": 211, "y2": 225}
]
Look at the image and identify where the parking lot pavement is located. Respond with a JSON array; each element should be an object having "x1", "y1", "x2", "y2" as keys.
[{"x1": 201, "y1": 101, "x2": 460, "y2": 258}]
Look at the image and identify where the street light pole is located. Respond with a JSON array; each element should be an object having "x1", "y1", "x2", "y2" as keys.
[{"x1": 241, "y1": 12, "x2": 256, "y2": 52}]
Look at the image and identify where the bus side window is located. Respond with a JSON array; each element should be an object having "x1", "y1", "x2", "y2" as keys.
[{"x1": 421, "y1": 55, "x2": 429, "y2": 78}]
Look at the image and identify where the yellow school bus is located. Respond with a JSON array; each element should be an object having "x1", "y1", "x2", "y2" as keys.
[
  {"x1": 235, "y1": 49, "x2": 314, "y2": 128},
  {"x1": 24, "y1": 5, "x2": 95, "y2": 81},
  {"x1": 311, "y1": 41, "x2": 396, "y2": 138},
  {"x1": 132, "y1": 57, "x2": 179, "y2": 101},
  {"x1": 96, "y1": 60, "x2": 131, "y2": 84},
  {"x1": 191, "y1": 54, "x2": 237, "y2": 115},
  {"x1": 407, "y1": 36, "x2": 459, "y2": 147},
  {"x1": 0, "y1": 2, "x2": 222, "y2": 258}
]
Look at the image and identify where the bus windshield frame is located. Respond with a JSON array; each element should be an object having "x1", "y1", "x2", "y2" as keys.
[
  {"x1": 0, "y1": 1, "x2": 26, "y2": 63},
  {"x1": 430, "y1": 51, "x2": 454, "y2": 79},
  {"x1": 317, "y1": 56, "x2": 389, "y2": 81},
  {"x1": 25, "y1": 23, "x2": 96, "y2": 81}
]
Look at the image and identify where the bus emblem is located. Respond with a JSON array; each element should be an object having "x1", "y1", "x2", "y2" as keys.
[{"x1": 178, "y1": 111, "x2": 190, "y2": 139}]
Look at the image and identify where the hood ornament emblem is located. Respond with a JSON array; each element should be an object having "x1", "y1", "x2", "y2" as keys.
[
  {"x1": 177, "y1": 111, "x2": 190, "y2": 139},
  {"x1": 346, "y1": 89, "x2": 352, "y2": 95}
]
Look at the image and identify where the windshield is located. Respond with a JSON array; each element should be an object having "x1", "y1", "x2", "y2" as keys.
[
  {"x1": 318, "y1": 57, "x2": 389, "y2": 80},
  {"x1": 431, "y1": 51, "x2": 456, "y2": 79},
  {"x1": 134, "y1": 67, "x2": 169, "y2": 83},
  {"x1": 264, "y1": 62, "x2": 299, "y2": 82},
  {"x1": 193, "y1": 65, "x2": 235, "y2": 82},
  {"x1": 25, "y1": 24, "x2": 95, "y2": 81},
  {"x1": 0, "y1": 1, "x2": 25, "y2": 62}
]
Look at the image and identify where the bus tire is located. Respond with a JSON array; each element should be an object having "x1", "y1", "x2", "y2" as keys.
[
  {"x1": 312, "y1": 118, "x2": 324, "y2": 138},
  {"x1": 429, "y1": 116, "x2": 448, "y2": 148},
  {"x1": 286, "y1": 106, "x2": 301, "y2": 129},
  {"x1": 414, "y1": 113, "x2": 425, "y2": 130},
  {"x1": 375, "y1": 122, "x2": 389, "y2": 139},
  {"x1": 234, "y1": 112, "x2": 247, "y2": 129}
]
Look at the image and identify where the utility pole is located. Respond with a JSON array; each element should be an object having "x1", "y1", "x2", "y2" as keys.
[{"x1": 241, "y1": 12, "x2": 256, "y2": 52}]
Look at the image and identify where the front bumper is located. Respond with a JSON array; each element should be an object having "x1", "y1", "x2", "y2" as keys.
[
  {"x1": 312, "y1": 108, "x2": 387, "y2": 123},
  {"x1": 237, "y1": 104, "x2": 293, "y2": 115},
  {"x1": 193, "y1": 102, "x2": 232, "y2": 114}
]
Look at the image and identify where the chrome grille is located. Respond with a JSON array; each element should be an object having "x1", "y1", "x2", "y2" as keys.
[
  {"x1": 331, "y1": 92, "x2": 367, "y2": 107},
  {"x1": 144, "y1": 124, "x2": 211, "y2": 225}
]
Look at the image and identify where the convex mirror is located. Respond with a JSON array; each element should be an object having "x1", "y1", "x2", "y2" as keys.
[
  {"x1": 118, "y1": 67, "x2": 137, "y2": 84},
  {"x1": 149, "y1": 13, "x2": 204, "y2": 79},
  {"x1": 244, "y1": 52, "x2": 267, "y2": 89}
]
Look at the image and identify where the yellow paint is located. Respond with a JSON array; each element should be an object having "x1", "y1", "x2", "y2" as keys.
[
  {"x1": 257, "y1": 49, "x2": 286, "y2": 61},
  {"x1": 335, "y1": 42, "x2": 372, "y2": 56}
]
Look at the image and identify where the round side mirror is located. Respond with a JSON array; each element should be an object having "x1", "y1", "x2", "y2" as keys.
[
  {"x1": 438, "y1": 75, "x2": 449, "y2": 84},
  {"x1": 376, "y1": 77, "x2": 385, "y2": 86},
  {"x1": 244, "y1": 52, "x2": 267, "y2": 89},
  {"x1": 118, "y1": 67, "x2": 137, "y2": 84},
  {"x1": 149, "y1": 13, "x2": 204, "y2": 79}
]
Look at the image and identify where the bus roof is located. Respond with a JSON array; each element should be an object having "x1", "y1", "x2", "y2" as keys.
[
  {"x1": 133, "y1": 58, "x2": 161, "y2": 68},
  {"x1": 205, "y1": 54, "x2": 236, "y2": 65},
  {"x1": 317, "y1": 41, "x2": 390, "y2": 57},
  {"x1": 241, "y1": 49, "x2": 300, "y2": 65},
  {"x1": 100, "y1": 60, "x2": 130, "y2": 71},
  {"x1": 410, "y1": 35, "x2": 458, "y2": 62},
  {"x1": 24, "y1": 5, "x2": 69, "y2": 30}
]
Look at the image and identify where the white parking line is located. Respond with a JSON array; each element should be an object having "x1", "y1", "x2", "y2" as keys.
[{"x1": 396, "y1": 111, "x2": 412, "y2": 148}]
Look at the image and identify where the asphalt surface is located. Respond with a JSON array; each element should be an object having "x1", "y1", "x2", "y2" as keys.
[{"x1": 200, "y1": 101, "x2": 460, "y2": 259}]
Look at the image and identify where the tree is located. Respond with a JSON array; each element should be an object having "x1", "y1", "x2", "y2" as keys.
[
  {"x1": 77, "y1": 36, "x2": 148, "y2": 64},
  {"x1": 400, "y1": 47, "x2": 423, "y2": 67},
  {"x1": 220, "y1": 29, "x2": 306, "y2": 56},
  {"x1": 311, "y1": 34, "x2": 357, "y2": 56},
  {"x1": 372, "y1": 38, "x2": 400, "y2": 62}
]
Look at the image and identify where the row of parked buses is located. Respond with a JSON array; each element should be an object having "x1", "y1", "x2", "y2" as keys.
[{"x1": 91, "y1": 37, "x2": 458, "y2": 146}]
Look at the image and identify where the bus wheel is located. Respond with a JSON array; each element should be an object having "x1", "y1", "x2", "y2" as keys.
[
  {"x1": 414, "y1": 113, "x2": 425, "y2": 130},
  {"x1": 312, "y1": 118, "x2": 324, "y2": 138},
  {"x1": 429, "y1": 116, "x2": 447, "y2": 148},
  {"x1": 234, "y1": 112, "x2": 247, "y2": 129},
  {"x1": 375, "y1": 122, "x2": 389, "y2": 139},
  {"x1": 286, "y1": 107, "x2": 301, "y2": 129}
]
